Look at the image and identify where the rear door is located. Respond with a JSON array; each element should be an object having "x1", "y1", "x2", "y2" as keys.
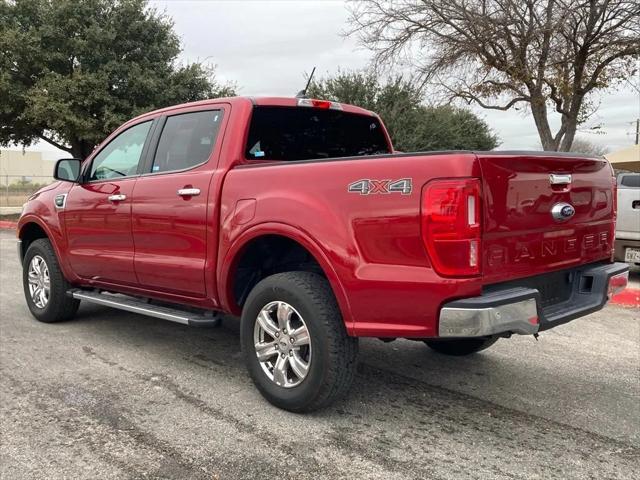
[
  {"x1": 478, "y1": 153, "x2": 615, "y2": 284},
  {"x1": 131, "y1": 106, "x2": 227, "y2": 298},
  {"x1": 64, "y1": 120, "x2": 154, "y2": 285}
]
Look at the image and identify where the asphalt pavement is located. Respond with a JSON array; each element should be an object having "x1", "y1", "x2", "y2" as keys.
[{"x1": 1, "y1": 230, "x2": 638, "y2": 480}]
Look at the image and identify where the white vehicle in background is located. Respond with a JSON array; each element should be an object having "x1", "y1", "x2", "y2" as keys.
[{"x1": 615, "y1": 173, "x2": 640, "y2": 267}]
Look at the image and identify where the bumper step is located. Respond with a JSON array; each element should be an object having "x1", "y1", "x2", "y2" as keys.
[{"x1": 68, "y1": 289, "x2": 222, "y2": 327}]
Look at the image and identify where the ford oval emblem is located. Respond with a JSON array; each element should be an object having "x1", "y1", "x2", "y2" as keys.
[{"x1": 551, "y1": 202, "x2": 575, "y2": 222}]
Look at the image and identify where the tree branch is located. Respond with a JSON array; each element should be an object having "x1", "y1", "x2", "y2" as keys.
[
  {"x1": 544, "y1": 79, "x2": 571, "y2": 116},
  {"x1": 582, "y1": 47, "x2": 640, "y2": 93},
  {"x1": 37, "y1": 134, "x2": 72, "y2": 154},
  {"x1": 456, "y1": 92, "x2": 529, "y2": 111}
]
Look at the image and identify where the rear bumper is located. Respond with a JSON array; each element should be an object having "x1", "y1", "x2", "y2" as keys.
[{"x1": 438, "y1": 262, "x2": 629, "y2": 338}]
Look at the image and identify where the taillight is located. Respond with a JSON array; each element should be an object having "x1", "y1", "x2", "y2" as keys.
[
  {"x1": 421, "y1": 178, "x2": 482, "y2": 277},
  {"x1": 608, "y1": 271, "x2": 628, "y2": 297}
]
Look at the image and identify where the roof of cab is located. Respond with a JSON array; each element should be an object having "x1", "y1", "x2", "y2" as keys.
[{"x1": 128, "y1": 96, "x2": 376, "y2": 124}]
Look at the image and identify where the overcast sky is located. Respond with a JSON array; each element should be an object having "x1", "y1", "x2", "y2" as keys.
[{"x1": 31, "y1": 0, "x2": 640, "y2": 158}]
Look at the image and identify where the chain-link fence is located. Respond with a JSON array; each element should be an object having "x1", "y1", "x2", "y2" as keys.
[{"x1": 0, "y1": 176, "x2": 55, "y2": 207}]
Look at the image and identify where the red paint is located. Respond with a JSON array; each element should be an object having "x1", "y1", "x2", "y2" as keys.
[
  {"x1": 610, "y1": 288, "x2": 640, "y2": 308},
  {"x1": 16, "y1": 96, "x2": 622, "y2": 337},
  {"x1": 478, "y1": 153, "x2": 614, "y2": 284},
  {"x1": 65, "y1": 179, "x2": 138, "y2": 285}
]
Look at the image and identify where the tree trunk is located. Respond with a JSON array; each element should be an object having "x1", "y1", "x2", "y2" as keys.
[
  {"x1": 70, "y1": 139, "x2": 94, "y2": 160},
  {"x1": 558, "y1": 98, "x2": 583, "y2": 152},
  {"x1": 530, "y1": 95, "x2": 558, "y2": 151},
  {"x1": 559, "y1": 119, "x2": 578, "y2": 152}
]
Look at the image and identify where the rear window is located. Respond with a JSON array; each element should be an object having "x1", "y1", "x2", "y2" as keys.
[
  {"x1": 619, "y1": 174, "x2": 640, "y2": 188},
  {"x1": 245, "y1": 106, "x2": 390, "y2": 161}
]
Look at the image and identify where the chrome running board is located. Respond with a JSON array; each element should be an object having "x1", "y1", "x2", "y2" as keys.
[{"x1": 68, "y1": 289, "x2": 222, "y2": 327}]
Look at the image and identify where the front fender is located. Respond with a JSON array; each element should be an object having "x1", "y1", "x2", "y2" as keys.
[{"x1": 18, "y1": 185, "x2": 79, "y2": 283}]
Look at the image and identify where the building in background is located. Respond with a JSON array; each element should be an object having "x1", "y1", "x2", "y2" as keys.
[
  {"x1": 0, "y1": 149, "x2": 56, "y2": 186},
  {"x1": 0, "y1": 149, "x2": 58, "y2": 208},
  {"x1": 605, "y1": 144, "x2": 640, "y2": 173}
]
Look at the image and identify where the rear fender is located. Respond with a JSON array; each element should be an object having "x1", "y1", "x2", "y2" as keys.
[{"x1": 218, "y1": 222, "x2": 354, "y2": 333}]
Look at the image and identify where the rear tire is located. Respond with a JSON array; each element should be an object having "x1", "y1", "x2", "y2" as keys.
[
  {"x1": 240, "y1": 271, "x2": 358, "y2": 412},
  {"x1": 424, "y1": 337, "x2": 498, "y2": 356},
  {"x1": 23, "y1": 239, "x2": 80, "y2": 323}
]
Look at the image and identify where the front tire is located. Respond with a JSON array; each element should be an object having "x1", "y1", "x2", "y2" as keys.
[
  {"x1": 23, "y1": 238, "x2": 80, "y2": 323},
  {"x1": 240, "y1": 272, "x2": 358, "y2": 412},
  {"x1": 424, "y1": 337, "x2": 498, "y2": 356}
]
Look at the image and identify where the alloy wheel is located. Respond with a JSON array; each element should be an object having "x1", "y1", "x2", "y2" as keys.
[
  {"x1": 28, "y1": 255, "x2": 50, "y2": 309},
  {"x1": 253, "y1": 301, "x2": 312, "y2": 388}
]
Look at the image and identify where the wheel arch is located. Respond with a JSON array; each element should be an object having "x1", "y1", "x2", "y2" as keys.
[
  {"x1": 18, "y1": 219, "x2": 51, "y2": 262},
  {"x1": 17, "y1": 216, "x2": 78, "y2": 284},
  {"x1": 219, "y1": 223, "x2": 353, "y2": 331}
]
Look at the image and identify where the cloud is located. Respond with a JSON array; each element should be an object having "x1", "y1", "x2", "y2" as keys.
[
  {"x1": 26, "y1": 0, "x2": 640, "y2": 154},
  {"x1": 154, "y1": 0, "x2": 639, "y2": 151}
]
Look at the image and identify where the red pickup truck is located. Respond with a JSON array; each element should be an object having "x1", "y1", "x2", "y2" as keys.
[{"x1": 18, "y1": 96, "x2": 629, "y2": 411}]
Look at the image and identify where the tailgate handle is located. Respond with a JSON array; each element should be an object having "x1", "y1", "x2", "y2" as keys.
[{"x1": 549, "y1": 174, "x2": 572, "y2": 185}]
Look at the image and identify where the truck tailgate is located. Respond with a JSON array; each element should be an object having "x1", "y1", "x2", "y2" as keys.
[{"x1": 478, "y1": 153, "x2": 614, "y2": 284}]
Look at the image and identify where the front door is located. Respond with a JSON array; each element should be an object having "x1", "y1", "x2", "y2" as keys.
[
  {"x1": 131, "y1": 108, "x2": 225, "y2": 298},
  {"x1": 64, "y1": 120, "x2": 153, "y2": 285}
]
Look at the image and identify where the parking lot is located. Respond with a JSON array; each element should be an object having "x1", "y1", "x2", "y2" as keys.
[{"x1": 0, "y1": 229, "x2": 638, "y2": 480}]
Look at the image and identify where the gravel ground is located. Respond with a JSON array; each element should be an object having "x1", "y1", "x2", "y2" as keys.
[{"x1": 1, "y1": 230, "x2": 638, "y2": 480}]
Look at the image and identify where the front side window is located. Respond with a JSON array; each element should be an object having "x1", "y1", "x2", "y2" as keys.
[
  {"x1": 151, "y1": 110, "x2": 223, "y2": 174},
  {"x1": 245, "y1": 106, "x2": 391, "y2": 161},
  {"x1": 89, "y1": 121, "x2": 152, "y2": 181}
]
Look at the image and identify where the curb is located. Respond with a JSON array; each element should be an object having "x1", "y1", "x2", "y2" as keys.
[{"x1": 0, "y1": 221, "x2": 17, "y2": 230}]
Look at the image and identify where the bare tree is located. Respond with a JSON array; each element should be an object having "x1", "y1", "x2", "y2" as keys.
[
  {"x1": 348, "y1": 0, "x2": 640, "y2": 151},
  {"x1": 568, "y1": 137, "x2": 610, "y2": 156}
]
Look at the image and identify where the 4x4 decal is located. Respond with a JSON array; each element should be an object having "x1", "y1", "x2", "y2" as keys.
[{"x1": 348, "y1": 178, "x2": 412, "y2": 195}]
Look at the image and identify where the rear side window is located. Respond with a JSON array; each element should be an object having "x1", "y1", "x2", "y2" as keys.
[
  {"x1": 620, "y1": 174, "x2": 640, "y2": 188},
  {"x1": 245, "y1": 106, "x2": 390, "y2": 161},
  {"x1": 151, "y1": 110, "x2": 223, "y2": 173}
]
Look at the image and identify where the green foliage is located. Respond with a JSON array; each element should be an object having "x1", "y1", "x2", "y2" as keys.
[
  {"x1": 0, "y1": 0, "x2": 234, "y2": 158},
  {"x1": 307, "y1": 71, "x2": 499, "y2": 151}
]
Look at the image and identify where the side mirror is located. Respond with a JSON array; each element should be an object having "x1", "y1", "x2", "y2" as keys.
[{"x1": 54, "y1": 158, "x2": 82, "y2": 182}]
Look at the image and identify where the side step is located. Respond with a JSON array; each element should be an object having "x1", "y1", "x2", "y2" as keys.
[{"x1": 69, "y1": 289, "x2": 222, "y2": 327}]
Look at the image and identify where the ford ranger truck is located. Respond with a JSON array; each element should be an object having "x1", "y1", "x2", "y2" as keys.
[{"x1": 17, "y1": 97, "x2": 629, "y2": 412}]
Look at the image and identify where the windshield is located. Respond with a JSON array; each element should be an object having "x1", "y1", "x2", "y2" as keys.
[{"x1": 245, "y1": 106, "x2": 391, "y2": 161}]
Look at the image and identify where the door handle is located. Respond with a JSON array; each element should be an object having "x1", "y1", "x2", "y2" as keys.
[
  {"x1": 108, "y1": 194, "x2": 127, "y2": 202},
  {"x1": 177, "y1": 188, "x2": 200, "y2": 197}
]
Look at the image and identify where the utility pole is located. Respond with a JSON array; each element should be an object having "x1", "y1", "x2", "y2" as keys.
[{"x1": 635, "y1": 118, "x2": 639, "y2": 145}]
